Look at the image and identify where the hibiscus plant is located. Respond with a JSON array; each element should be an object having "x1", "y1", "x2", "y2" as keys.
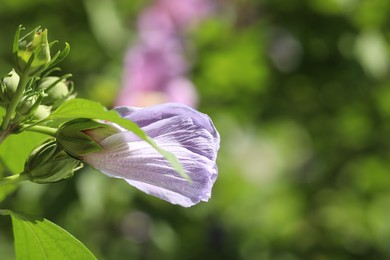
[{"x1": 0, "y1": 26, "x2": 219, "y2": 259}]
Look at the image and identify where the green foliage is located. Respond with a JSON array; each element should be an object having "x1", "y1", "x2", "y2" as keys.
[
  {"x1": 0, "y1": 132, "x2": 46, "y2": 174},
  {"x1": 0, "y1": 184, "x2": 16, "y2": 203},
  {"x1": 7, "y1": 210, "x2": 96, "y2": 259}
]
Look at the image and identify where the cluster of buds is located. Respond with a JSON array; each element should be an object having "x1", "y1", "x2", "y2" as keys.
[
  {"x1": 0, "y1": 26, "x2": 73, "y2": 123},
  {"x1": 0, "y1": 26, "x2": 80, "y2": 184}
]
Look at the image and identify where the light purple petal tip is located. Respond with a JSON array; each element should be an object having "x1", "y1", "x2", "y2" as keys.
[{"x1": 115, "y1": 103, "x2": 219, "y2": 146}]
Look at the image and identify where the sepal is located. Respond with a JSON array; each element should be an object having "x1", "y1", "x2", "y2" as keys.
[
  {"x1": 24, "y1": 138, "x2": 83, "y2": 183},
  {"x1": 37, "y1": 76, "x2": 72, "y2": 107},
  {"x1": 16, "y1": 27, "x2": 51, "y2": 76},
  {"x1": 56, "y1": 119, "x2": 118, "y2": 158}
]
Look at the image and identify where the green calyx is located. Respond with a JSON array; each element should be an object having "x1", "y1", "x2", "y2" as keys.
[
  {"x1": 16, "y1": 95, "x2": 37, "y2": 115},
  {"x1": 16, "y1": 27, "x2": 51, "y2": 76},
  {"x1": 24, "y1": 138, "x2": 83, "y2": 184},
  {"x1": 37, "y1": 76, "x2": 70, "y2": 106},
  {"x1": 15, "y1": 94, "x2": 51, "y2": 121},
  {"x1": 56, "y1": 118, "x2": 118, "y2": 158}
]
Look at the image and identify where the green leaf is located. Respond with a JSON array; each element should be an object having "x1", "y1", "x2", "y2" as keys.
[
  {"x1": 0, "y1": 106, "x2": 47, "y2": 176},
  {"x1": 6, "y1": 210, "x2": 96, "y2": 260},
  {"x1": 47, "y1": 98, "x2": 189, "y2": 181},
  {"x1": 0, "y1": 184, "x2": 16, "y2": 203},
  {"x1": 0, "y1": 131, "x2": 47, "y2": 174}
]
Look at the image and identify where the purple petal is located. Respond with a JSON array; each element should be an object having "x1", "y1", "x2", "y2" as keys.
[
  {"x1": 81, "y1": 103, "x2": 220, "y2": 207},
  {"x1": 83, "y1": 118, "x2": 218, "y2": 207},
  {"x1": 114, "y1": 103, "x2": 219, "y2": 146}
]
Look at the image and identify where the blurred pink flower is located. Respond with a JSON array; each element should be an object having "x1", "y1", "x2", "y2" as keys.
[
  {"x1": 157, "y1": 0, "x2": 214, "y2": 29},
  {"x1": 137, "y1": 5, "x2": 178, "y2": 48},
  {"x1": 116, "y1": 0, "x2": 215, "y2": 108},
  {"x1": 116, "y1": 44, "x2": 198, "y2": 107}
]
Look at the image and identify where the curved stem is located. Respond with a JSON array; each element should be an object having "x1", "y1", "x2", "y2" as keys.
[
  {"x1": 1, "y1": 74, "x2": 30, "y2": 131},
  {"x1": 0, "y1": 173, "x2": 29, "y2": 187},
  {"x1": 24, "y1": 125, "x2": 57, "y2": 136}
]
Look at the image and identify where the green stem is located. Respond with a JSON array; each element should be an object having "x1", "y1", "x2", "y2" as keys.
[
  {"x1": 0, "y1": 209, "x2": 11, "y2": 216},
  {"x1": 0, "y1": 127, "x2": 12, "y2": 145},
  {"x1": 24, "y1": 125, "x2": 57, "y2": 136},
  {"x1": 0, "y1": 74, "x2": 30, "y2": 131},
  {"x1": 0, "y1": 173, "x2": 29, "y2": 187}
]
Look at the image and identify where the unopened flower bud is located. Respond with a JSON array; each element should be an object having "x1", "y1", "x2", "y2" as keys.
[
  {"x1": 37, "y1": 76, "x2": 70, "y2": 106},
  {"x1": 24, "y1": 139, "x2": 83, "y2": 183},
  {"x1": 32, "y1": 105, "x2": 51, "y2": 120},
  {"x1": 17, "y1": 28, "x2": 51, "y2": 75},
  {"x1": 15, "y1": 95, "x2": 50, "y2": 120},
  {"x1": 0, "y1": 69, "x2": 20, "y2": 106},
  {"x1": 16, "y1": 95, "x2": 37, "y2": 116},
  {"x1": 56, "y1": 119, "x2": 118, "y2": 158}
]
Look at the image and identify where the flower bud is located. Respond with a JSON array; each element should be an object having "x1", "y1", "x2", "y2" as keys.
[
  {"x1": 56, "y1": 119, "x2": 119, "y2": 158},
  {"x1": 24, "y1": 139, "x2": 83, "y2": 183},
  {"x1": 32, "y1": 105, "x2": 51, "y2": 120},
  {"x1": 0, "y1": 69, "x2": 20, "y2": 106},
  {"x1": 37, "y1": 76, "x2": 70, "y2": 106},
  {"x1": 15, "y1": 94, "x2": 51, "y2": 121},
  {"x1": 16, "y1": 95, "x2": 37, "y2": 116},
  {"x1": 17, "y1": 28, "x2": 51, "y2": 75}
]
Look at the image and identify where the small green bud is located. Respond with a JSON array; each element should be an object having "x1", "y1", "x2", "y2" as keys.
[
  {"x1": 3, "y1": 69, "x2": 20, "y2": 98},
  {"x1": 37, "y1": 76, "x2": 70, "y2": 106},
  {"x1": 0, "y1": 69, "x2": 20, "y2": 106},
  {"x1": 16, "y1": 95, "x2": 37, "y2": 115},
  {"x1": 24, "y1": 139, "x2": 83, "y2": 183},
  {"x1": 56, "y1": 119, "x2": 119, "y2": 158},
  {"x1": 17, "y1": 28, "x2": 51, "y2": 75},
  {"x1": 15, "y1": 95, "x2": 51, "y2": 120},
  {"x1": 32, "y1": 104, "x2": 51, "y2": 120}
]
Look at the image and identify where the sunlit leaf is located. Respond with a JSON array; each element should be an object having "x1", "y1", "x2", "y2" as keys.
[
  {"x1": 7, "y1": 210, "x2": 96, "y2": 260},
  {"x1": 0, "y1": 131, "x2": 47, "y2": 175},
  {"x1": 0, "y1": 107, "x2": 48, "y2": 176},
  {"x1": 0, "y1": 184, "x2": 16, "y2": 203}
]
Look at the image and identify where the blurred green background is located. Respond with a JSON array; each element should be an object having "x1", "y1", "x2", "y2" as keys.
[{"x1": 2, "y1": 0, "x2": 390, "y2": 259}]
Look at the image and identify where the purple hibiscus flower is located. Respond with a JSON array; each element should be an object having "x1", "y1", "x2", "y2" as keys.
[{"x1": 58, "y1": 103, "x2": 220, "y2": 207}]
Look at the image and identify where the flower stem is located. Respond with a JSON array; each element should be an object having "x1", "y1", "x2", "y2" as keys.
[
  {"x1": 0, "y1": 127, "x2": 13, "y2": 145},
  {"x1": 0, "y1": 74, "x2": 30, "y2": 131},
  {"x1": 0, "y1": 209, "x2": 11, "y2": 216},
  {"x1": 0, "y1": 173, "x2": 29, "y2": 187},
  {"x1": 24, "y1": 125, "x2": 58, "y2": 136}
]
